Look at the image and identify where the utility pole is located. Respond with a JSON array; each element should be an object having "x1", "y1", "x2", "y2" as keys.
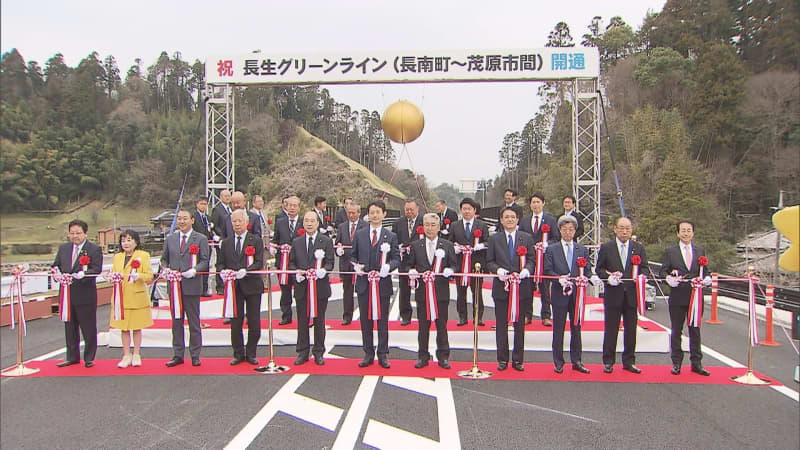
[
  {"x1": 737, "y1": 213, "x2": 759, "y2": 270},
  {"x1": 771, "y1": 190, "x2": 785, "y2": 285}
]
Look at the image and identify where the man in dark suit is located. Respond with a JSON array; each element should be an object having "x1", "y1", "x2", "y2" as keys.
[
  {"x1": 211, "y1": 189, "x2": 232, "y2": 294},
  {"x1": 351, "y1": 200, "x2": 400, "y2": 368},
  {"x1": 274, "y1": 195, "x2": 289, "y2": 225},
  {"x1": 596, "y1": 216, "x2": 651, "y2": 374},
  {"x1": 496, "y1": 189, "x2": 523, "y2": 225},
  {"x1": 407, "y1": 213, "x2": 458, "y2": 369},
  {"x1": 562, "y1": 195, "x2": 584, "y2": 239},
  {"x1": 335, "y1": 202, "x2": 367, "y2": 325},
  {"x1": 161, "y1": 209, "x2": 211, "y2": 367},
  {"x1": 660, "y1": 220, "x2": 712, "y2": 376},
  {"x1": 250, "y1": 194, "x2": 271, "y2": 241},
  {"x1": 270, "y1": 195, "x2": 302, "y2": 324},
  {"x1": 289, "y1": 211, "x2": 336, "y2": 366},
  {"x1": 217, "y1": 209, "x2": 265, "y2": 366},
  {"x1": 52, "y1": 219, "x2": 102, "y2": 368},
  {"x1": 393, "y1": 199, "x2": 423, "y2": 325},
  {"x1": 451, "y1": 198, "x2": 489, "y2": 325},
  {"x1": 434, "y1": 200, "x2": 459, "y2": 240},
  {"x1": 334, "y1": 196, "x2": 352, "y2": 228},
  {"x1": 519, "y1": 193, "x2": 561, "y2": 327},
  {"x1": 486, "y1": 206, "x2": 536, "y2": 371},
  {"x1": 543, "y1": 215, "x2": 601, "y2": 374},
  {"x1": 192, "y1": 196, "x2": 213, "y2": 297},
  {"x1": 224, "y1": 191, "x2": 262, "y2": 239},
  {"x1": 312, "y1": 196, "x2": 333, "y2": 235}
]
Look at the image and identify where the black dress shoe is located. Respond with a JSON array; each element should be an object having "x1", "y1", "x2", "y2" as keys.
[
  {"x1": 572, "y1": 362, "x2": 590, "y2": 374},
  {"x1": 623, "y1": 364, "x2": 642, "y2": 374},
  {"x1": 57, "y1": 360, "x2": 79, "y2": 368},
  {"x1": 497, "y1": 362, "x2": 508, "y2": 371},
  {"x1": 477, "y1": 320, "x2": 485, "y2": 326},
  {"x1": 691, "y1": 366, "x2": 710, "y2": 376},
  {"x1": 246, "y1": 357, "x2": 259, "y2": 365},
  {"x1": 192, "y1": 358, "x2": 201, "y2": 366},
  {"x1": 512, "y1": 361, "x2": 524, "y2": 371},
  {"x1": 671, "y1": 365, "x2": 681, "y2": 375},
  {"x1": 358, "y1": 357, "x2": 373, "y2": 367},
  {"x1": 414, "y1": 359, "x2": 429, "y2": 369},
  {"x1": 400, "y1": 319, "x2": 411, "y2": 326},
  {"x1": 166, "y1": 358, "x2": 184, "y2": 367},
  {"x1": 603, "y1": 364, "x2": 613, "y2": 373},
  {"x1": 314, "y1": 355, "x2": 325, "y2": 366},
  {"x1": 457, "y1": 318, "x2": 467, "y2": 326},
  {"x1": 230, "y1": 357, "x2": 244, "y2": 366},
  {"x1": 278, "y1": 318, "x2": 292, "y2": 325},
  {"x1": 294, "y1": 355, "x2": 309, "y2": 365},
  {"x1": 84, "y1": 361, "x2": 95, "y2": 368},
  {"x1": 542, "y1": 318, "x2": 553, "y2": 327},
  {"x1": 438, "y1": 360, "x2": 451, "y2": 369},
  {"x1": 524, "y1": 317, "x2": 532, "y2": 325},
  {"x1": 223, "y1": 318, "x2": 232, "y2": 325},
  {"x1": 378, "y1": 358, "x2": 391, "y2": 369},
  {"x1": 554, "y1": 364, "x2": 564, "y2": 374},
  {"x1": 341, "y1": 319, "x2": 352, "y2": 326}
]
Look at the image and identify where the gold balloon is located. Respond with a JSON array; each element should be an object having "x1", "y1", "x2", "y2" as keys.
[{"x1": 381, "y1": 100, "x2": 425, "y2": 144}]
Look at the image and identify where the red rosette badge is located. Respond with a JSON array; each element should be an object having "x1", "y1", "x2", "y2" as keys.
[
  {"x1": 415, "y1": 225, "x2": 424, "y2": 235},
  {"x1": 472, "y1": 229, "x2": 482, "y2": 238},
  {"x1": 189, "y1": 244, "x2": 200, "y2": 255},
  {"x1": 444, "y1": 218, "x2": 451, "y2": 225},
  {"x1": 297, "y1": 228, "x2": 306, "y2": 236},
  {"x1": 631, "y1": 254, "x2": 642, "y2": 266},
  {"x1": 698, "y1": 256, "x2": 708, "y2": 267},
  {"x1": 130, "y1": 259, "x2": 141, "y2": 269},
  {"x1": 576, "y1": 257, "x2": 587, "y2": 268},
  {"x1": 541, "y1": 224, "x2": 550, "y2": 233},
  {"x1": 515, "y1": 246, "x2": 528, "y2": 256},
  {"x1": 244, "y1": 246, "x2": 256, "y2": 256}
]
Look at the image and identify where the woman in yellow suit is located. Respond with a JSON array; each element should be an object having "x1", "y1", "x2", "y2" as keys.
[{"x1": 110, "y1": 230, "x2": 154, "y2": 368}]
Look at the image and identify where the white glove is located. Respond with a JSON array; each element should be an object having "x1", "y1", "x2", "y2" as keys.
[
  {"x1": 496, "y1": 267, "x2": 509, "y2": 281},
  {"x1": 454, "y1": 245, "x2": 462, "y2": 254},
  {"x1": 354, "y1": 263, "x2": 365, "y2": 275},
  {"x1": 608, "y1": 275, "x2": 621, "y2": 286},
  {"x1": 327, "y1": 226, "x2": 333, "y2": 232},
  {"x1": 296, "y1": 273, "x2": 305, "y2": 283},
  {"x1": 441, "y1": 229, "x2": 449, "y2": 235},
  {"x1": 316, "y1": 268, "x2": 327, "y2": 279},
  {"x1": 335, "y1": 247, "x2": 345, "y2": 257},
  {"x1": 542, "y1": 241, "x2": 549, "y2": 249},
  {"x1": 269, "y1": 246, "x2": 277, "y2": 255},
  {"x1": 488, "y1": 226, "x2": 497, "y2": 233},
  {"x1": 558, "y1": 275, "x2": 569, "y2": 287},
  {"x1": 235, "y1": 268, "x2": 247, "y2": 279},
  {"x1": 181, "y1": 268, "x2": 196, "y2": 279},
  {"x1": 73, "y1": 271, "x2": 86, "y2": 280},
  {"x1": 320, "y1": 227, "x2": 328, "y2": 234},
  {"x1": 590, "y1": 275, "x2": 602, "y2": 288},
  {"x1": 519, "y1": 268, "x2": 530, "y2": 279},
  {"x1": 212, "y1": 235, "x2": 220, "y2": 242},
  {"x1": 666, "y1": 275, "x2": 680, "y2": 288},
  {"x1": 702, "y1": 276, "x2": 712, "y2": 287},
  {"x1": 129, "y1": 271, "x2": 140, "y2": 281},
  {"x1": 473, "y1": 243, "x2": 487, "y2": 251},
  {"x1": 408, "y1": 268, "x2": 419, "y2": 276},
  {"x1": 379, "y1": 264, "x2": 390, "y2": 278},
  {"x1": 443, "y1": 267, "x2": 454, "y2": 278}
]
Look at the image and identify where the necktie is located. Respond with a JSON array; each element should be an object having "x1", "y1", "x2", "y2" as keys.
[
  {"x1": 566, "y1": 243, "x2": 573, "y2": 271},
  {"x1": 71, "y1": 246, "x2": 78, "y2": 266},
  {"x1": 350, "y1": 223, "x2": 356, "y2": 241},
  {"x1": 371, "y1": 229, "x2": 378, "y2": 247},
  {"x1": 465, "y1": 222, "x2": 471, "y2": 237},
  {"x1": 259, "y1": 213, "x2": 266, "y2": 231},
  {"x1": 620, "y1": 242, "x2": 627, "y2": 268},
  {"x1": 683, "y1": 245, "x2": 692, "y2": 269},
  {"x1": 508, "y1": 233, "x2": 515, "y2": 264},
  {"x1": 533, "y1": 216, "x2": 539, "y2": 233},
  {"x1": 407, "y1": 220, "x2": 413, "y2": 238},
  {"x1": 427, "y1": 240, "x2": 435, "y2": 265},
  {"x1": 201, "y1": 214, "x2": 208, "y2": 230},
  {"x1": 236, "y1": 235, "x2": 242, "y2": 255},
  {"x1": 180, "y1": 234, "x2": 186, "y2": 253},
  {"x1": 308, "y1": 236, "x2": 314, "y2": 260},
  {"x1": 289, "y1": 219, "x2": 295, "y2": 235}
]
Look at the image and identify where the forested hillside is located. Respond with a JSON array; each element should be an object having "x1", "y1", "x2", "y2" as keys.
[{"x1": 492, "y1": 0, "x2": 799, "y2": 268}]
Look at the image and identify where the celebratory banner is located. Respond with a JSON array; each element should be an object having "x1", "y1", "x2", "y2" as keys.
[{"x1": 207, "y1": 47, "x2": 600, "y2": 84}]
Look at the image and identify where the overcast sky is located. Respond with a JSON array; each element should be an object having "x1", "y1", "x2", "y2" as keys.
[{"x1": 2, "y1": 0, "x2": 665, "y2": 188}]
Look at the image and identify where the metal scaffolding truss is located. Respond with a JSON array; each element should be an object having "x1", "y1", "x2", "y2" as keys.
[
  {"x1": 205, "y1": 84, "x2": 235, "y2": 206},
  {"x1": 572, "y1": 78, "x2": 601, "y2": 254}
]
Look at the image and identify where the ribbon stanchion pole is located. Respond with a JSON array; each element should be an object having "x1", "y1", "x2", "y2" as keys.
[
  {"x1": 458, "y1": 263, "x2": 492, "y2": 379},
  {"x1": 706, "y1": 272, "x2": 722, "y2": 324},
  {"x1": 732, "y1": 267, "x2": 770, "y2": 385},
  {"x1": 2, "y1": 267, "x2": 39, "y2": 377},
  {"x1": 255, "y1": 264, "x2": 289, "y2": 374},
  {"x1": 759, "y1": 285, "x2": 780, "y2": 346}
]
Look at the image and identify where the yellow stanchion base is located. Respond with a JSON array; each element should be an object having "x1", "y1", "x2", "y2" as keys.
[
  {"x1": 254, "y1": 361, "x2": 290, "y2": 374},
  {"x1": 457, "y1": 366, "x2": 492, "y2": 379},
  {"x1": 1, "y1": 363, "x2": 40, "y2": 377},
  {"x1": 731, "y1": 370, "x2": 770, "y2": 385}
]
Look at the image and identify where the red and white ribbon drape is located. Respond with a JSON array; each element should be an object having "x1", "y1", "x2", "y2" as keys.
[
  {"x1": 367, "y1": 271, "x2": 381, "y2": 320},
  {"x1": 220, "y1": 269, "x2": 238, "y2": 319},
  {"x1": 165, "y1": 269, "x2": 184, "y2": 320},
  {"x1": 533, "y1": 242, "x2": 545, "y2": 284},
  {"x1": 506, "y1": 272, "x2": 522, "y2": 323},
  {"x1": 109, "y1": 272, "x2": 125, "y2": 321},
  {"x1": 632, "y1": 264, "x2": 647, "y2": 317},
  {"x1": 9, "y1": 266, "x2": 28, "y2": 335},
  {"x1": 422, "y1": 271, "x2": 439, "y2": 321},
  {"x1": 57, "y1": 272, "x2": 73, "y2": 322},
  {"x1": 306, "y1": 268, "x2": 319, "y2": 319},
  {"x1": 573, "y1": 276, "x2": 589, "y2": 327},
  {"x1": 459, "y1": 245, "x2": 473, "y2": 287},
  {"x1": 688, "y1": 277, "x2": 704, "y2": 327},
  {"x1": 278, "y1": 244, "x2": 291, "y2": 285},
  {"x1": 748, "y1": 275, "x2": 760, "y2": 346}
]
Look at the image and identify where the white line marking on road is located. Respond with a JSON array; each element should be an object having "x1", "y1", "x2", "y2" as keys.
[
  {"x1": 453, "y1": 385, "x2": 600, "y2": 424},
  {"x1": 331, "y1": 375, "x2": 379, "y2": 450}
]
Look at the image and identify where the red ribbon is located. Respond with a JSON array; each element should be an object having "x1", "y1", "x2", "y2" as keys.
[
  {"x1": 165, "y1": 269, "x2": 184, "y2": 320},
  {"x1": 278, "y1": 244, "x2": 291, "y2": 285},
  {"x1": 58, "y1": 273, "x2": 73, "y2": 322},
  {"x1": 505, "y1": 272, "x2": 522, "y2": 323},
  {"x1": 632, "y1": 263, "x2": 647, "y2": 316},
  {"x1": 688, "y1": 277, "x2": 704, "y2": 327},
  {"x1": 110, "y1": 272, "x2": 125, "y2": 321},
  {"x1": 459, "y1": 245, "x2": 473, "y2": 287},
  {"x1": 422, "y1": 271, "x2": 439, "y2": 321},
  {"x1": 573, "y1": 274, "x2": 589, "y2": 327},
  {"x1": 306, "y1": 268, "x2": 319, "y2": 319},
  {"x1": 220, "y1": 269, "x2": 238, "y2": 318},
  {"x1": 367, "y1": 270, "x2": 381, "y2": 320},
  {"x1": 533, "y1": 242, "x2": 545, "y2": 283}
]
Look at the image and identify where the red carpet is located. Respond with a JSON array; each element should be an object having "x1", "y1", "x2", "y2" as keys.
[{"x1": 18, "y1": 358, "x2": 779, "y2": 386}]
